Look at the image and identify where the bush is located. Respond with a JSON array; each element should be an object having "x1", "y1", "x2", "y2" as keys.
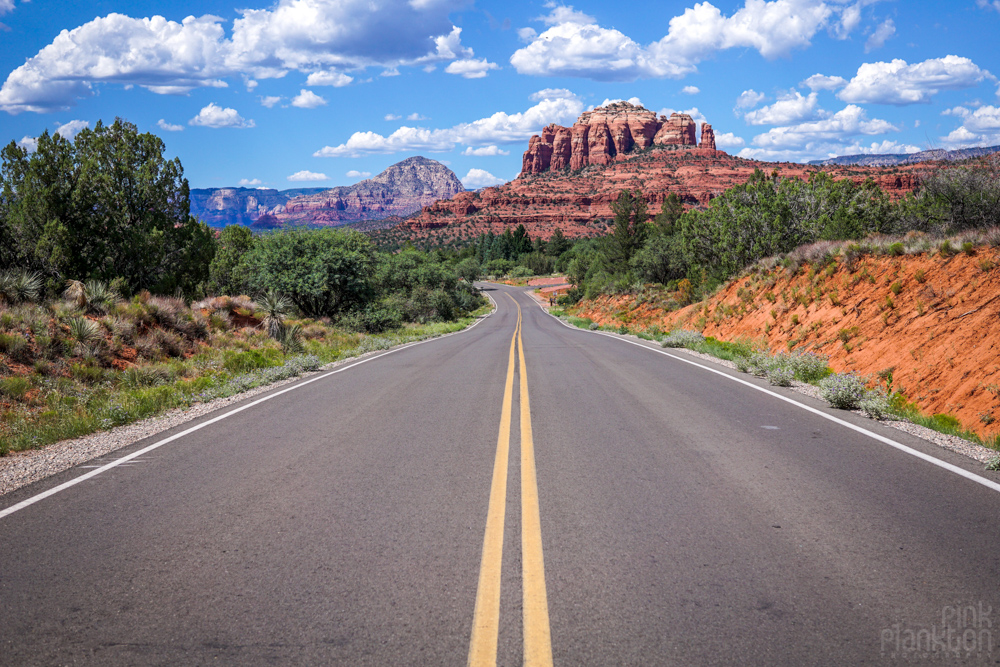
[
  {"x1": 222, "y1": 349, "x2": 281, "y2": 374},
  {"x1": 340, "y1": 305, "x2": 403, "y2": 334},
  {"x1": 0, "y1": 376, "x2": 31, "y2": 399},
  {"x1": 660, "y1": 329, "x2": 705, "y2": 348},
  {"x1": 510, "y1": 266, "x2": 533, "y2": 278},
  {"x1": 767, "y1": 365, "x2": 794, "y2": 387},
  {"x1": 819, "y1": 372, "x2": 868, "y2": 409}
]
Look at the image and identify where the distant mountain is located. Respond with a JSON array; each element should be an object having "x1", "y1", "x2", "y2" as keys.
[
  {"x1": 190, "y1": 156, "x2": 464, "y2": 228},
  {"x1": 808, "y1": 145, "x2": 1000, "y2": 167}
]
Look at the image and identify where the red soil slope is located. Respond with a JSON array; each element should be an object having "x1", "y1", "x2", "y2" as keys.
[{"x1": 573, "y1": 248, "x2": 1000, "y2": 440}]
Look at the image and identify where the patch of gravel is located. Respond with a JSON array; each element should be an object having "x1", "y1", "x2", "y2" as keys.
[
  {"x1": 615, "y1": 332, "x2": 999, "y2": 467},
  {"x1": 0, "y1": 347, "x2": 415, "y2": 497}
]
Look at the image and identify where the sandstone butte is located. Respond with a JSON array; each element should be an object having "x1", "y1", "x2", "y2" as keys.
[
  {"x1": 570, "y1": 247, "x2": 1000, "y2": 442},
  {"x1": 398, "y1": 101, "x2": 924, "y2": 245}
]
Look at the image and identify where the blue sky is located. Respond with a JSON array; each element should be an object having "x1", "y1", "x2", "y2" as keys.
[{"x1": 2, "y1": 0, "x2": 999, "y2": 191}]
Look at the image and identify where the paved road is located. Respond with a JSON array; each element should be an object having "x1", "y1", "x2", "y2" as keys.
[{"x1": 2, "y1": 283, "x2": 999, "y2": 665}]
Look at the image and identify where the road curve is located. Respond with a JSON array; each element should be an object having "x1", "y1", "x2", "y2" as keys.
[{"x1": 1, "y1": 282, "x2": 998, "y2": 665}]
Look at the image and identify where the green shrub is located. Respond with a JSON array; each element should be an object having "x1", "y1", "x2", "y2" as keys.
[
  {"x1": 222, "y1": 349, "x2": 281, "y2": 374},
  {"x1": 0, "y1": 332, "x2": 30, "y2": 362},
  {"x1": 819, "y1": 373, "x2": 868, "y2": 409},
  {"x1": 0, "y1": 376, "x2": 31, "y2": 399}
]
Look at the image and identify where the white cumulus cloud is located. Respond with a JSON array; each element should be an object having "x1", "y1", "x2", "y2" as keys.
[
  {"x1": 287, "y1": 170, "x2": 328, "y2": 182},
  {"x1": 384, "y1": 113, "x2": 401, "y2": 120},
  {"x1": 461, "y1": 168, "x2": 505, "y2": 189},
  {"x1": 510, "y1": 0, "x2": 854, "y2": 82},
  {"x1": 744, "y1": 91, "x2": 825, "y2": 126},
  {"x1": 734, "y1": 89, "x2": 766, "y2": 113},
  {"x1": 714, "y1": 132, "x2": 746, "y2": 148},
  {"x1": 305, "y1": 71, "x2": 353, "y2": 87},
  {"x1": 238, "y1": 178, "x2": 263, "y2": 186},
  {"x1": 682, "y1": 86, "x2": 700, "y2": 95},
  {"x1": 157, "y1": 119, "x2": 184, "y2": 132},
  {"x1": 314, "y1": 90, "x2": 584, "y2": 157},
  {"x1": 189, "y1": 103, "x2": 254, "y2": 128},
  {"x1": 940, "y1": 105, "x2": 1000, "y2": 148},
  {"x1": 445, "y1": 58, "x2": 499, "y2": 78},
  {"x1": 838, "y1": 56, "x2": 994, "y2": 105},
  {"x1": 801, "y1": 73, "x2": 847, "y2": 91},
  {"x1": 749, "y1": 105, "x2": 897, "y2": 151},
  {"x1": 17, "y1": 136, "x2": 37, "y2": 152},
  {"x1": 345, "y1": 170, "x2": 371, "y2": 178},
  {"x1": 260, "y1": 95, "x2": 282, "y2": 108},
  {"x1": 55, "y1": 119, "x2": 89, "y2": 140},
  {"x1": 0, "y1": 0, "x2": 474, "y2": 113},
  {"x1": 462, "y1": 145, "x2": 510, "y2": 156},
  {"x1": 291, "y1": 89, "x2": 327, "y2": 108},
  {"x1": 864, "y1": 18, "x2": 895, "y2": 53}
]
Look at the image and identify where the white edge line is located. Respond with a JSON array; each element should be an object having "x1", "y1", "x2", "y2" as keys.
[
  {"x1": 541, "y1": 302, "x2": 1000, "y2": 495},
  {"x1": 0, "y1": 307, "x2": 494, "y2": 521}
]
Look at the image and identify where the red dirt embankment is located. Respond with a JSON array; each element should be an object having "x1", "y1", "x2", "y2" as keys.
[{"x1": 573, "y1": 249, "x2": 1000, "y2": 439}]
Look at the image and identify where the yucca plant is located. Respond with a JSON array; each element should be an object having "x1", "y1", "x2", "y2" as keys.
[
  {"x1": 279, "y1": 323, "x2": 304, "y2": 354},
  {"x1": 0, "y1": 269, "x2": 43, "y2": 305},
  {"x1": 85, "y1": 280, "x2": 121, "y2": 314},
  {"x1": 257, "y1": 289, "x2": 291, "y2": 340},
  {"x1": 66, "y1": 316, "x2": 102, "y2": 345}
]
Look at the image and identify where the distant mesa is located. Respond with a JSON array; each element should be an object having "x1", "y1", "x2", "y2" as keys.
[
  {"x1": 190, "y1": 156, "x2": 464, "y2": 228},
  {"x1": 521, "y1": 102, "x2": 718, "y2": 176},
  {"x1": 809, "y1": 145, "x2": 1000, "y2": 167}
]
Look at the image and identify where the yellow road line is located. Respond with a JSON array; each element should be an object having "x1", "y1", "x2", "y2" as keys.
[
  {"x1": 468, "y1": 303, "x2": 520, "y2": 667},
  {"x1": 517, "y1": 299, "x2": 554, "y2": 667}
]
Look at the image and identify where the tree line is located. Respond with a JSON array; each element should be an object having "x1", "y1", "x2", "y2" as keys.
[{"x1": 0, "y1": 120, "x2": 485, "y2": 330}]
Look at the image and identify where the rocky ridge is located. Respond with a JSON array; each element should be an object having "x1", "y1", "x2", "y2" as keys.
[
  {"x1": 521, "y1": 102, "x2": 716, "y2": 176},
  {"x1": 190, "y1": 157, "x2": 463, "y2": 228},
  {"x1": 808, "y1": 145, "x2": 1000, "y2": 167}
]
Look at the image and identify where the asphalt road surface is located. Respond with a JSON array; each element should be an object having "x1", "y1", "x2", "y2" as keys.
[{"x1": 2, "y1": 283, "x2": 999, "y2": 666}]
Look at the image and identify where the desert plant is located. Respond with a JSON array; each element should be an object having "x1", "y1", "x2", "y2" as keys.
[
  {"x1": 767, "y1": 365, "x2": 794, "y2": 387},
  {"x1": 66, "y1": 317, "x2": 102, "y2": 345},
  {"x1": 257, "y1": 289, "x2": 291, "y2": 340},
  {"x1": 819, "y1": 372, "x2": 868, "y2": 410},
  {"x1": 279, "y1": 323, "x2": 305, "y2": 355},
  {"x1": 0, "y1": 269, "x2": 43, "y2": 305},
  {"x1": 660, "y1": 329, "x2": 705, "y2": 348}
]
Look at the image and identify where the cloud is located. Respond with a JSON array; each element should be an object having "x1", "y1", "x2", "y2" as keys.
[
  {"x1": 0, "y1": 0, "x2": 474, "y2": 113},
  {"x1": 681, "y1": 86, "x2": 700, "y2": 95},
  {"x1": 657, "y1": 106, "x2": 706, "y2": 124},
  {"x1": 157, "y1": 119, "x2": 184, "y2": 132},
  {"x1": 734, "y1": 89, "x2": 766, "y2": 113},
  {"x1": 744, "y1": 91, "x2": 825, "y2": 125},
  {"x1": 260, "y1": 95, "x2": 282, "y2": 108},
  {"x1": 838, "y1": 56, "x2": 994, "y2": 105},
  {"x1": 597, "y1": 97, "x2": 643, "y2": 109},
  {"x1": 714, "y1": 132, "x2": 746, "y2": 148},
  {"x1": 461, "y1": 168, "x2": 505, "y2": 189},
  {"x1": 462, "y1": 145, "x2": 510, "y2": 156},
  {"x1": 445, "y1": 58, "x2": 499, "y2": 78},
  {"x1": 864, "y1": 18, "x2": 894, "y2": 52},
  {"x1": 529, "y1": 88, "x2": 578, "y2": 102},
  {"x1": 0, "y1": 0, "x2": 14, "y2": 16},
  {"x1": 940, "y1": 105, "x2": 1000, "y2": 148},
  {"x1": 977, "y1": 0, "x2": 1000, "y2": 12},
  {"x1": 16, "y1": 136, "x2": 37, "y2": 152},
  {"x1": 510, "y1": 0, "x2": 847, "y2": 82},
  {"x1": 305, "y1": 71, "x2": 353, "y2": 87},
  {"x1": 384, "y1": 113, "x2": 401, "y2": 120},
  {"x1": 291, "y1": 89, "x2": 327, "y2": 108},
  {"x1": 801, "y1": 73, "x2": 847, "y2": 91},
  {"x1": 315, "y1": 90, "x2": 584, "y2": 157},
  {"x1": 287, "y1": 170, "x2": 328, "y2": 181},
  {"x1": 238, "y1": 178, "x2": 263, "y2": 186},
  {"x1": 55, "y1": 119, "x2": 89, "y2": 140},
  {"x1": 345, "y1": 170, "x2": 371, "y2": 178},
  {"x1": 749, "y1": 105, "x2": 897, "y2": 151},
  {"x1": 189, "y1": 103, "x2": 254, "y2": 128}
]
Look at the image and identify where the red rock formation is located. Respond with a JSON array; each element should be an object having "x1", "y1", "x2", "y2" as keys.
[
  {"x1": 520, "y1": 103, "x2": 706, "y2": 176},
  {"x1": 551, "y1": 126, "x2": 573, "y2": 171},
  {"x1": 588, "y1": 123, "x2": 615, "y2": 166},
  {"x1": 653, "y1": 113, "x2": 697, "y2": 146},
  {"x1": 700, "y1": 123, "x2": 716, "y2": 151},
  {"x1": 569, "y1": 123, "x2": 590, "y2": 170}
]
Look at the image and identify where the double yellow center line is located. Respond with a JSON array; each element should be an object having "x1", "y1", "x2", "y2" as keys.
[{"x1": 468, "y1": 295, "x2": 553, "y2": 667}]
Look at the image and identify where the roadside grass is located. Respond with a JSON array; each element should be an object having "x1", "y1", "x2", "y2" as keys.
[
  {"x1": 0, "y1": 302, "x2": 490, "y2": 456},
  {"x1": 654, "y1": 326, "x2": 1000, "y2": 458}
]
